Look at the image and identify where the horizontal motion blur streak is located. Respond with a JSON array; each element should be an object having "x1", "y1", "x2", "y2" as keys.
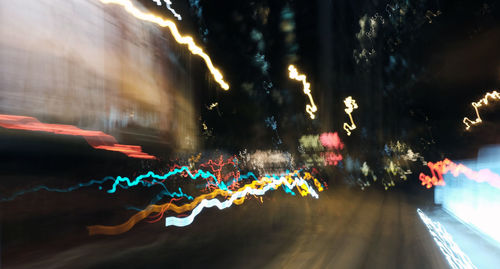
[{"x1": 0, "y1": 114, "x2": 155, "y2": 159}]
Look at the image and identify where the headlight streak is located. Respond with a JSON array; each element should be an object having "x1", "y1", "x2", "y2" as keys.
[
  {"x1": 99, "y1": 0, "x2": 229, "y2": 90},
  {"x1": 417, "y1": 209, "x2": 477, "y2": 269},
  {"x1": 0, "y1": 114, "x2": 155, "y2": 159},
  {"x1": 88, "y1": 170, "x2": 322, "y2": 235},
  {"x1": 463, "y1": 90, "x2": 500, "y2": 130},
  {"x1": 419, "y1": 158, "x2": 500, "y2": 189},
  {"x1": 151, "y1": 0, "x2": 182, "y2": 20},
  {"x1": 343, "y1": 96, "x2": 358, "y2": 136},
  {"x1": 288, "y1": 65, "x2": 318, "y2": 119}
]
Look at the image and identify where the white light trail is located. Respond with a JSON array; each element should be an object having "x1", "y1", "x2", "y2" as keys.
[
  {"x1": 417, "y1": 209, "x2": 477, "y2": 269},
  {"x1": 151, "y1": 0, "x2": 182, "y2": 21},
  {"x1": 99, "y1": 0, "x2": 229, "y2": 90},
  {"x1": 165, "y1": 175, "x2": 318, "y2": 227}
]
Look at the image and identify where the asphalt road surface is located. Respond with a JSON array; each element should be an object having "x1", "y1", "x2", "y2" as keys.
[{"x1": 2, "y1": 184, "x2": 449, "y2": 269}]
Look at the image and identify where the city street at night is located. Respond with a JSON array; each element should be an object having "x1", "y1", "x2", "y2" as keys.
[{"x1": 1, "y1": 0, "x2": 500, "y2": 268}]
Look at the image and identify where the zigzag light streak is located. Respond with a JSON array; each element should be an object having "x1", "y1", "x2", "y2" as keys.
[
  {"x1": 88, "y1": 188, "x2": 229, "y2": 235},
  {"x1": 0, "y1": 173, "x2": 194, "y2": 202},
  {"x1": 343, "y1": 96, "x2": 358, "y2": 136},
  {"x1": 288, "y1": 65, "x2": 318, "y2": 119},
  {"x1": 164, "y1": 173, "x2": 318, "y2": 228},
  {"x1": 88, "y1": 171, "x2": 321, "y2": 235},
  {"x1": 108, "y1": 165, "x2": 259, "y2": 194},
  {"x1": 1, "y1": 178, "x2": 112, "y2": 202},
  {"x1": 417, "y1": 209, "x2": 477, "y2": 269},
  {"x1": 0, "y1": 114, "x2": 155, "y2": 159},
  {"x1": 419, "y1": 158, "x2": 500, "y2": 189},
  {"x1": 463, "y1": 90, "x2": 500, "y2": 130},
  {"x1": 100, "y1": 0, "x2": 229, "y2": 90},
  {"x1": 151, "y1": 0, "x2": 182, "y2": 20},
  {"x1": 108, "y1": 166, "x2": 217, "y2": 193}
]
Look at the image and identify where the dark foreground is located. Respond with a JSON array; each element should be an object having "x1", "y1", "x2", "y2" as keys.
[{"x1": 2, "y1": 184, "x2": 448, "y2": 269}]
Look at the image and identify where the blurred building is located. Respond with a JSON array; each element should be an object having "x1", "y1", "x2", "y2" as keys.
[{"x1": 0, "y1": 0, "x2": 198, "y2": 152}]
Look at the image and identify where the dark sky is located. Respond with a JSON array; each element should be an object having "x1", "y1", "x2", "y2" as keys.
[{"x1": 140, "y1": 0, "x2": 500, "y2": 159}]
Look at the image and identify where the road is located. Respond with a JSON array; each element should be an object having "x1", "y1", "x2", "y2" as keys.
[{"x1": 1, "y1": 183, "x2": 449, "y2": 269}]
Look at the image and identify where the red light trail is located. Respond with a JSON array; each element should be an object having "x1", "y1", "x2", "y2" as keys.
[
  {"x1": 0, "y1": 114, "x2": 155, "y2": 159},
  {"x1": 419, "y1": 158, "x2": 500, "y2": 189}
]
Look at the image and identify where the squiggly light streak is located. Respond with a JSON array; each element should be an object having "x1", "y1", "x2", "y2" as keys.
[
  {"x1": 164, "y1": 173, "x2": 318, "y2": 227},
  {"x1": 419, "y1": 158, "x2": 500, "y2": 189},
  {"x1": 343, "y1": 96, "x2": 358, "y2": 136},
  {"x1": 89, "y1": 170, "x2": 321, "y2": 235},
  {"x1": 107, "y1": 166, "x2": 218, "y2": 193},
  {"x1": 207, "y1": 102, "x2": 218, "y2": 110},
  {"x1": 0, "y1": 114, "x2": 155, "y2": 159},
  {"x1": 99, "y1": 0, "x2": 229, "y2": 90},
  {"x1": 417, "y1": 209, "x2": 477, "y2": 269},
  {"x1": 1, "y1": 178, "x2": 111, "y2": 202},
  {"x1": 151, "y1": 0, "x2": 182, "y2": 20},
  {"x1": 463, "y1": 90, "x2": 500, "y2": 130},
  {"x1": 0, "y1": 172, "x2": 194, "y2": 202},
  {"x1": 288, "y1": 65, "x2": 317, "y2": 119},
  {"x1": 88, "y1": 188, "x2": 229, "y2": 235}
]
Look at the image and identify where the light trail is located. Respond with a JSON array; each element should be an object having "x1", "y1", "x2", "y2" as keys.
[
  {"x1": 107, "y1": 166, "x2": 217, "y2": 193},
  {"x1": 0, "y1": 178, "x2": 112, "y2": 202},
  {"x1": 0, "y1": 114, "x2": 155, "y2": 159},
  {"x1": 88, "y1": 171, "x2": 322, "y2": 235},
  {"x1": 151, "y1": 0, "x2": 182, "y2": 21},
  {"x1": 0, "y1": 173, "x2": 194, "y2": 202},
  {"x1": 88, "y1": 188, "x2": 229, "y2": 235},
  {"x1": 164, "y1": 173, "x2": 319, "y2": 228},
  {"x1": 419, "y1": 158, "x2": 500, "y2": 189},
  {"x1": 288, "y1": 65, "x2": 318, "y2": 119},
  {"x1": 417, "y1": 209, "x2": 477, "y2": 269},
  {"x1": 343, "y1": 96, "x2": 358, "y2": 136},
  {"x1": 89, "y1": 178, "x2": 273, "y2": 235},
  {"x1": 463, "y1": 90, "x2": 500, "y2": 130},
  {"x1": 99, "y1": 0, "x2": 229, "y2": 90},
  {"x1": 207, "y1": 102, "x2": 218, "y2": 110}
]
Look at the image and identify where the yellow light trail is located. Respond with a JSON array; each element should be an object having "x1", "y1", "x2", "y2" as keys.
[
  {"x1": 288, "y1": 65, "x2": 318, "y2": 119},
  {"x1": 463, "y1": 90, "x2": 500, "y2": 130},
  {"x1": 99, "y1": 0, "x2": 229, "y2": 90},
  {"x1": 88, "y1": 170, "x2": 322, "y2": 235},
  {"x1": 343, "y1": 96, "x2": 358, "y2": 136}
]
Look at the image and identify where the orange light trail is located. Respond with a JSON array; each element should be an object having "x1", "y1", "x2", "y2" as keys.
[
  {"x1": 343, "y1": 96, "x2": 358, "y2": 136},
  {"x1": 88, "y1": 170, "x2": 322, "y2": 235},
  {"x1": 419, "y1": 158, "x2": 500, "y2": 189},
  {"x1": 0, "y1": 114, "x2": 155, "y2": 159},
  {"x1": 88, "y1": 188, "x2": 230, "y2": 235},
  {"x1": 99, "y1": 0, "x2": 229, "y2": 90},
  {"x1": 288, "y1": 65, "x2": 318, "y2": 119},
  {"x1": 463, "y1": 90, "x2": 500, "y2": 130},
  {"x1": 88, "y1": 177, "x2": 270, "y2": 235}
]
